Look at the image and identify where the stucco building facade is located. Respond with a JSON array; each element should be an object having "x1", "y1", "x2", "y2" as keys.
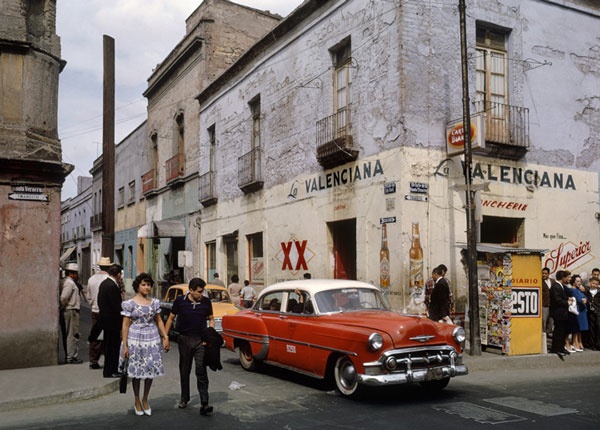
[
  {"x1": 192, "y1": 0, "x2": 600, "y2": 314},
  {"x1": 138, "y1": 0, "x2": 282, "y2": 287}
]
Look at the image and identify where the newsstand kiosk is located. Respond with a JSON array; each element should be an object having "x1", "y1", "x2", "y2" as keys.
[{"x1": 476, "y1": 246, "x2": 544, "y2": 356}]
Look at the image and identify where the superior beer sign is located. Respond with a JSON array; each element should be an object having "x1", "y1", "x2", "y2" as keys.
[{"x1": 446, "y1": 114, "x2": 485, "y2": 156}]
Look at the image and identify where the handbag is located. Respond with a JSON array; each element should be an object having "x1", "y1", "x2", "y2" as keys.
[
  {"x1": 568, "y1": 300, "x2": 579, "y2": 316},
  {"x1": 119, "y1": 357, "x2": 128, "y2": 394}
]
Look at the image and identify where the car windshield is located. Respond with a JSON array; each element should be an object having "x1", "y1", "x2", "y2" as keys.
[
  {"x1": 315, "y1": 288, "x2": 390, "y2": 313},
  {"x1": 207, "y1": 289, "x2": 232, "y2": 303}
]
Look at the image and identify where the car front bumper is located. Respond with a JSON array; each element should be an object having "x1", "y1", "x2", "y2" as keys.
[{"x1": 359, "y1": 345, "x2": 468, "y2": 386}]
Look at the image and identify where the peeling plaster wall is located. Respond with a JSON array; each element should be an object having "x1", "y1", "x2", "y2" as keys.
[{"x1": 521, "y1": 1, "x2": 600, "y2": 170}]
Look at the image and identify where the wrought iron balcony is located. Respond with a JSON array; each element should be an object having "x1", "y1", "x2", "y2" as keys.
[
  {"x1": 141, "y1": 169, "x2": 158, "y2": 196},
  {"x1": 90, "y1": 213, "x2": 102, "y2": 231},
  {"x1": 316, "y1": 104, "x2": 358, "y2": 169},
  {"x1": 238, "y1": 146, "x2": 263, "y2": 194},
  {"x1": 199, "y1": 171, "x2": 217, "y2": 207},
  {"x1": 474, "y1": 100, "x2": 529, "y2": 160},
  {"x1": 166, "y1": 153, "x2": 185, "y2": 185}
]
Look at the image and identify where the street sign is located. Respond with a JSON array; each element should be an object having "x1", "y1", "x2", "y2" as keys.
[
  {"x1": 379, "y1": 217, "x2": 396, "y2": 224},
  {"x1": 404, "y1": 195, "x2": 428, "y2": 202}
]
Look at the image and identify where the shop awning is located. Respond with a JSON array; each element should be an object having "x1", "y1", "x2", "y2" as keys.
[
  {"x1": 138, "y1": 220, "x2": 186, "y2": 238},
  {"x1": 457, "y1": 243, "x2": 548, "y2": 255},
  {"x1": 59, "y1": 245, "x2": 77, "y2": 264}
]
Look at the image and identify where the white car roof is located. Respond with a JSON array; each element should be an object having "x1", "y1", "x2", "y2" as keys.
[{"x1": 259, "y1": 279, "x2": 380, "y2": 297}]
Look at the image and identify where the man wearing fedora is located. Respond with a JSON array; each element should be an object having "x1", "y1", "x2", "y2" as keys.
[
  {"x1": 60, "y1": 263, "x2": 83, "y2": 364},
  {"x1": 86, "y1": 257, "x2": 112, "y2": 369}
]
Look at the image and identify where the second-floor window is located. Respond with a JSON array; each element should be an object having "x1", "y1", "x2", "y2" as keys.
[
  {"x1": 249, "y1": 96, "x2": 261, "y2": 150},
  {"x1": 332, "y1": 38, "x2": 351, "y2": 114},
  {"x1": 208, "y1": 124, "x2": 216, "y2": 173},
  {"x1": 476, "y1": 27, "x2": 508, "y2": 140}
]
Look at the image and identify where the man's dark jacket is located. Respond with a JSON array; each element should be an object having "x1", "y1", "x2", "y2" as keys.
[{"x1": 201, "y1": 327, "x2": 223, "y2": 371}]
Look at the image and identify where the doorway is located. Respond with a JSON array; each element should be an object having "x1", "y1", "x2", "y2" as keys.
[{"x1": 328, "y1": 219, "x2": 356, "y2": 280}]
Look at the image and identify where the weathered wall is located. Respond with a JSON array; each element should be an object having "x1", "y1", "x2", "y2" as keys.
[
  {"x1": 0, "y1": 0, "x2": 68, "y2": 369},
  {"x1": 195, "y1": 0, "x2": 600, "y2": 310}
]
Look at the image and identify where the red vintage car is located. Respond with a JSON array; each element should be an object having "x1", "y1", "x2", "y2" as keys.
[{"x1": 222, "y1": 279, "x2": 468, "y2": 397}]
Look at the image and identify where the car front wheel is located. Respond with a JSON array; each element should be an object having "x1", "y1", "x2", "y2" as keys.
[
  {"x1": 334, "y1": 355, "x2": 359, "y2": 397},
  {"x1": 238, "y1": 341, "x2": 258, "y2": 371}
]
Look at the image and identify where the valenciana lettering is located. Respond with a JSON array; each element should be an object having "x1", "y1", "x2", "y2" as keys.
[
  {"x1": 305, "y1": 159, "x2": 384, "y2": 193},
  {"x1": 461, "y1": 161, "x2": 576, "y2": 190}
]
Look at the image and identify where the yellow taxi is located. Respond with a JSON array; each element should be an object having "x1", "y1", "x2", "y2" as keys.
[{"x1": 160, "y1": 283, "x2": 241, "y2": 336}]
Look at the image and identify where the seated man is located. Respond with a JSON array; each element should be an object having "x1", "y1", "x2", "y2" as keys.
[{"x1": 268, "y1": 298, "x2": 280, "y2": 311}]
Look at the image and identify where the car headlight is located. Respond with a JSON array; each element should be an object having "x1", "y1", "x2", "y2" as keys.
[
  {"x1": 368, "y1": 332, "x2": 383, "y2": 351},
  {"x1": 453, "y1": 326, "x2": 466, "y2": 344}
]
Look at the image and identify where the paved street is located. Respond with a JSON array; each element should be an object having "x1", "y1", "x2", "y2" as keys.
[{"x1": 2, "y1": 304, "x2": 599, "y2": 430}]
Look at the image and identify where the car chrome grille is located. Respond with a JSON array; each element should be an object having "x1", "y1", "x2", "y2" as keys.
[{"x1": 364, "y1": 345, "x2": 460, "y2": 375}]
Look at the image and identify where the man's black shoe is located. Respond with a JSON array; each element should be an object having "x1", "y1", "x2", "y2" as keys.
[
  {"x1": 555, "y1": 352, "x2": 566, "y2": 361},
  {"x1": 89, "y1": 363, "x2": 103, "y2": 369},
  {"x1": 67, "y1": 358, "x2": 83, "y2": 364},
  {"x1": 562, "y1": 349, "x2": 571, "y2": 355},
  {"x1": 200, "y1": 405, "x2": 213, "y2": 416},
  {"x1": 104, "y1": 373, "x2": 122, "y2": 378}
]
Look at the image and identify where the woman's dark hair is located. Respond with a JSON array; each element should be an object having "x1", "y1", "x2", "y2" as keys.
[
  {"x1": 570, "y1": 274, "x2": 581, "y2": 286},
  {"x1": 231, "y1": 274, "x2": 239, "y2": 283},
  {"x1": 132, "y1": 272, "x2": 154, "y2": 292}
]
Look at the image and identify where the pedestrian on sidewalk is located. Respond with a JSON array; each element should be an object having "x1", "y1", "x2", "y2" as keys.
[
  {"x1": 211, "y1": 272, "x2": 225, "y2": 287},
  {"x1": 86, "y1": 257, "x2": 111, "y2": 370},
  {"x1": 240, "y1": 280, "x2": 256, "y2": 309},
  {"x1": 164, "y1": 278, "x2": 215, "y2": 416},
  {"x1": 98, "y1": 264, "x2": 123, "y2": 378},
  {"x1": 60, "y1": 263, "x2": 83, "y2": 364},
  {"x1": 120, "y1": 273, "x2": 170, "y2": 416},
  {"x1": 227, "y1": 275, "x2": 242, "y2": 306},
  {"x1": 550, "y1": 270, "x2": 571, "y2": 360}
]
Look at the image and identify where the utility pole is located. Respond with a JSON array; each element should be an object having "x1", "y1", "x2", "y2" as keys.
[
  {"x1": 458, "y1": 0, "x2": 481, "y2": 355},
  {"x1": 101, "y1": 35, "x2": 115, "y2": 259}
]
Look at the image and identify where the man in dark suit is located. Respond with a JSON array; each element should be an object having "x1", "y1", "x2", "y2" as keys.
[
  {"x1": 429, "y1": 266, "x2": 451, "y2": 323},
  {"x1": 549, "y1": 270, "x2": 571, "y2": 360},
  {"x1": 97, "y1": 264, "x2": 123, "y2": 377}
]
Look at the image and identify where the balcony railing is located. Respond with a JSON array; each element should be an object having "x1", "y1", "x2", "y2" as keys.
[
  {"x1": 316, "y1": 104, "x2": 358, "y2": 169},
  {"x1": 238, "y1": 146, "x2": 263, "y2": 194},
  {"x1": 90, "y1": 213, "x2": 102, "y2": 231},
  {"x1": 166, "y1": 153, "x2": 185, "y2": 184},
  {"x1": 141, "y1": 169, "x2": 157, "y2": 195},
  {"x1": 474, "y1": 100, "x2": 529, "y2": 160},
  {"x1": 199, "y1": 171, "x2": 217, "y2": 207}
]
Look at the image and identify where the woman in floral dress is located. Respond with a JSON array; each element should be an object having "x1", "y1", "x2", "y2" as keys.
[{"x1": 121, "y1": 273, "x2": 170, "y2": 416}]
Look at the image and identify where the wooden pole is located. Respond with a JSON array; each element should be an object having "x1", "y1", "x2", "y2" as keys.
[{"x1": 101, "y1": 35, "x2": 115, "y2": 259}]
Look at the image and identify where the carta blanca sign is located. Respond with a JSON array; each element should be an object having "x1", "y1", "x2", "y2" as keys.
[{"x1": 511, "y1": 287, "x2": 540, "y2": 317}]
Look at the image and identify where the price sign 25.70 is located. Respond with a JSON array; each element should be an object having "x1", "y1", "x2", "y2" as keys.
[{"x1": 511, "y1": 288, "x2": 540, "y2": 317}]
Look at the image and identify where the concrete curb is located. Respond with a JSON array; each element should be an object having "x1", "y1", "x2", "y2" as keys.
[{"x1": 462, "y1": 349, "x2": 599, "y2": 371}]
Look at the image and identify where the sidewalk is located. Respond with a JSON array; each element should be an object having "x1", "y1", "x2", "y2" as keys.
[{"x1": 1, "y1": 349, "x2": 597, "y2": 413}]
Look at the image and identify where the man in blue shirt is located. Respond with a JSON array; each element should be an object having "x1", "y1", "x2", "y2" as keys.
[{"x1": 164, "y1": 278, "x2": 215, "y2": 415}]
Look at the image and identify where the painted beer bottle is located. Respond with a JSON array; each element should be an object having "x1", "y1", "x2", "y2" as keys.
[
  {"x1": 409, "y1": 222, "x2": 423, "y2": 291},
  {"x1": 380, "y1": 223, "x2": 390, "y2": 288}
]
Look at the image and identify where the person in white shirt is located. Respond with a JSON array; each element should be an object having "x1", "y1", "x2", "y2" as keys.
[
  {"x1": 86, "y1": 257, "x2": 111, "y2": 369},
  {"x1": 240, "y1": 280, "x2": 256, "y2": 308}
]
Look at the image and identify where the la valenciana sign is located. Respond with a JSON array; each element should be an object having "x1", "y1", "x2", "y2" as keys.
[{"x1": 446, "y1": 114, "x2": 485, "y2": 156}]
